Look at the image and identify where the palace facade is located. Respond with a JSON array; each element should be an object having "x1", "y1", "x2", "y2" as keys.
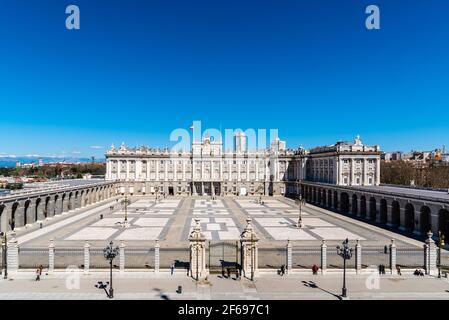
[{"x1": 105, "y1": 133, "x2": 381, "y2": 196}]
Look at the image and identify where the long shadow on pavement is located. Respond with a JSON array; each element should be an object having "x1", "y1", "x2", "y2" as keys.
[{"x1": 301, "y1": 280, "x2": 342, "y2": 300}]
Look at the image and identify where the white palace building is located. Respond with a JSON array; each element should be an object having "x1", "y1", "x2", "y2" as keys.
[{"x1": 105, "y1": 134, "x2": 381, "y2": 197}]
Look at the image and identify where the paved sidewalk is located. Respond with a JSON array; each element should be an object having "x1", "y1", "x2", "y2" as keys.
[{"x1": 1, "y1": 273, "x2": 448, "y2": 300}]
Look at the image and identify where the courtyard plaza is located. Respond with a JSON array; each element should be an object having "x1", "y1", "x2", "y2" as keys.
[{"x1": 10, "y1": 196, "x2": 424, "y2": 249}]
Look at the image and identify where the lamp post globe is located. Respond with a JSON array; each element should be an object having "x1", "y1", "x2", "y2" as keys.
[{"x1": 103, "y1": 241, "x2": 119, "y2": 298}]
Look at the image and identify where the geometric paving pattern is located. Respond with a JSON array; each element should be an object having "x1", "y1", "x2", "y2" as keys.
[{"x1": 188, "y1": 217, "x2": 240, "y2": 240}]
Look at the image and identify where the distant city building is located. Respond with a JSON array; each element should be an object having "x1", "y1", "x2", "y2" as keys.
[
  {"x1": 38, "y1": 158, "x2": 44, "y2": 166},
  {"x1": 382, "y1": 151, "x2": 403, "y2": 161},
  {"x1": 106, "y1": 133, "x2": 381, "y2": 196}
]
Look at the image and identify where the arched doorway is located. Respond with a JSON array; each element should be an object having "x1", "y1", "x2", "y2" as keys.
[
  {"x1": 11, "y1": 202, "x2": 18, "y2": 230},
  {"x1": 369, "y1": 197, "x2": 376, "y2": 221},
  {"x1": 391, "y1": 201, "x2": 400, "y2": 227},
  {"x1": 44, "y1": 196, "x2": 50, "y2": 218},
  {"x1": 35, "y1": 198, "x2": 41, "y2": 222},
  {"x1": 380, "y1": 199, "x2": 387, "y2": 224},
  {"x1": 24, "y1": 199, "x2": 31, "y2": 226},
  {"x1": 54, "y1": 195, "x2": 59, "y2": 216},
  {"x1": 405, "y1": 203, "x2": 415, "y2": 231},
  {"x1": 438, "y1": 209, "x2": 449, "y2": 239},
  {"x1": 0, "y1": 205, "x2": 5, "y2": 232},
  {"x1": 340, "y1": 192, "x2": 349, "y2": 213},
  {"x1": 351, "y1": 194, "x2": 358, "y2": 215},
  {"x1": 360, "y1": 196, "x2": 367, "y2": 217},
  {"x1": 333, "y1": 191, "x2": 338, "y2": 210},
  {"x1": 420, "y1": 206, "x2": 431, "y2": 233}
]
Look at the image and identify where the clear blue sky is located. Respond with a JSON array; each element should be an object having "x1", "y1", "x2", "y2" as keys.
[{"x1": 0, "y1": 0, "x2": 448, "y2": 158}]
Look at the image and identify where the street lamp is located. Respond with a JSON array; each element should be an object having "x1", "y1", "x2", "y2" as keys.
[
  {"x1": 102, "y1": 241, "x2": 119, "y2": 298},
  {"x1": 0, "y1": 232, "x2": 7, "y2": 279},
  {"x1": 295, "y1": 194, "x2": 305, "y2": 228},
  {"x1": 121, "y1": 194, "x2": 130, "y2": 223},
  {"x1": 438, "y1": 230, "x2": 445, "y2": 279},
  {"x1": 336, "y1": 238, "x2": 353, "y2": 298}
]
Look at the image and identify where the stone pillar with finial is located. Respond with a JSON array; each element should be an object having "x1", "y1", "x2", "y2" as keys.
[
  {"x1": 286, "y1": 240, "x2": 292, "y2": 275},
  {"x1": 119, "y1": 241, "x2": 125, "y2": 273},
  {"x1": 389, "y1": 239, "x2": 396, "y2": 274},
  {"x1": 355, "y1": 239, "x2": 362, "y2": 274},
  {"x1": 84, "y1": 241, "x2": 90, "y2": 275},
  {"x1": 240, "y1": 218, "x2": 259, "y2": 279},
  {"x1": 154, "y1": 239, "x2": 160, "y2": 274},
  {"x1": 424, "y1": 231, "x2": 437, "y2": 275},
  {"x1": 7, "y1": 232, "x2": 19, "y2": 273},
  {"x1": 48, "y1": 239, "x2": 55, "y2": 273},
  {"x1": 189, "y1": 218, "x2": 208, "y2": 279},
  {"x1": 321, "y1": 239, "x2": 327, "y2": 275}
]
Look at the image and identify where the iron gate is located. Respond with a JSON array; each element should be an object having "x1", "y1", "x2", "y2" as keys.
[{"x1": 207, "y1": 241, "x2": 240, "y2": 274}]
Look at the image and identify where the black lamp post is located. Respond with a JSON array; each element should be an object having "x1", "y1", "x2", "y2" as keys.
[
  {"x1": 296, "y1": 195, "x2": 305, "y2": 228},
  {"x1": 121, "y1": 194, "x2": 130, "y2": 223},
  {"x1": 102, "y1": 241, "x2": 119, "y2": 298},
  {"x1": 0, "y1": 232, "x2": 6, "y2": 279},
  {"x1": 336, "y1": 238, "x2": 353, "y2": 298}
]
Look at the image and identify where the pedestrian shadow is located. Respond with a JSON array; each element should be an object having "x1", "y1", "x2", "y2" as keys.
[
  {"x1": 301, "y1": 280, "x2": 341, "y2": 300},
  {"x1": 153, "y1": 288, "x2": 170, "y2": 300}
]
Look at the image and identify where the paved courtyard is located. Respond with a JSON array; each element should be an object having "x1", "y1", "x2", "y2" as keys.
[{"x1": 13, "y1": 196, "x2": 423, "y2": 249}]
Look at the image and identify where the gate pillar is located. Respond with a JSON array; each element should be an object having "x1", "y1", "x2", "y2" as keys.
[
  {"x1": 189, "y1": 218, "x2": 208, "y2": 280},
  {"x1": 240, "y1": 218, "x2": 259, "y2": 280}
]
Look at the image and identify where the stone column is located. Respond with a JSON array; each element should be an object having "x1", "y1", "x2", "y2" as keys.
[
  {"x1": 154, "y1": 240, "x2": 160, "y2": 274},
  {"x1": 389, "y1": 239, "x2": 396, "y2": 274},
  {"x1": 189, "y1": 219, "x2": 208, "y2": 279},
  {"x1": 7, "y1": 235, "x2": 19, "y2": 273},
  {"x1": 240, "y1": 218, "x2": 259, "y2": 279},
  {"x1": 36, "y1": 200, "x2": 45, "y2": 222},
  {"x1": 119, "y1": 241, "x2": 125, "y2": 273},
  {"x1": 424, "y1": 231, "x2": 437, "y2": 276},
  {"x1": 48, "y1": 239, "x2": 55, "y2": 273},
  {"x1": 355, "y1": 240, "x2": 362, "y2": 274},
  {"x1": 84, "y1": 241, "x2": 90, "y2": 275},
  {"x1": 14, "y1": 204, "x2": 25, "y2": 229},
  {"x1": 286, "y1": 240, "x2": 292, "y2": 275},
  {"x1": 321, "y1": 240, "x2": 327, "y2": 274}
]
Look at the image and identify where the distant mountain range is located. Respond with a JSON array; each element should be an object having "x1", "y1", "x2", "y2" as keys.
[{"x1": 0, "y1": 156, "x2": 106, "y2": 168}]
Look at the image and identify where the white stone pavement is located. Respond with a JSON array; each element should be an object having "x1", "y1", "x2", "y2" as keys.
[
  {"x1": 16, "y1": 200, "x2": 118, "y2": 245},
  {"x1": 0, "y1": 273, "x2": 448, "y2": 300}
]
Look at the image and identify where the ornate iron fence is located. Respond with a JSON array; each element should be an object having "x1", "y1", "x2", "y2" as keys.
[
  {"x1": 258, "y1": 247, "x2": 286, "y2": 269},
  {"x1": 396, "y1": 247, "x2": 424, "y2": 268},
  {"x1": 124, "y1": 248, "x2": 155, "y2": 269},
  {"x1": 361, "y1": 247, "x2": 389, "y2": 268},
  {"x1": 54, "y1": 248, "x2": 84, "y2": 269},
  {"x1": 292, "y1": 247, "x2": 320, "y2": 269},
  {"x1": 18, "y1": 247, "x2": 49, "y2": 269}
]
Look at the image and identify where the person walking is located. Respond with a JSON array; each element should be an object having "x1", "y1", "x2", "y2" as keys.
[
  {"x1": 38, "y1": 264, "x2": 44, "y2": 277},
  {"x1": 280, "y1": 265, "x2": 285, "y2": 276},
  {"x1": 170, "y1": 263, "x2": 175, "y2": 276},
  {"x1": 397, "y1": 265, "x2": 402, "y2": 276},
  {"x1": 312, "y1": 264, "x2": 319, "y2": 275},
  {"x1": 35, "y1": 268, "x2": 40, "y2": 281},
  {"x1": 227, "y1": 268, "x2": 231, "y2": 279}
]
